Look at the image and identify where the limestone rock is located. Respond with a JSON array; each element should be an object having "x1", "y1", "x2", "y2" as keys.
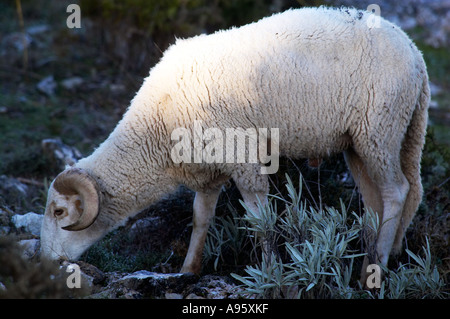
[{"x1": 11, "y1": 212, "x2": 43, "y2": 236}]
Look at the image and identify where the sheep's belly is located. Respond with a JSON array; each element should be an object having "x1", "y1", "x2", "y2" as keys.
[{"x1": 280, "y1": 132, "x2": 351, "y2": 160}]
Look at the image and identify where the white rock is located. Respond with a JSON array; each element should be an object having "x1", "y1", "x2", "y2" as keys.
[
  {"x1": 12, "y1": 212, "x2": 43, "y2": 236},
  {"x1": 121, "y1": 270, "x2": 184, "y2": 281}
]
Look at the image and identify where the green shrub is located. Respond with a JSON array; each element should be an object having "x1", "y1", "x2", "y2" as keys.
[
  {"x1": 376, "y1": 239, "x2": 447, "y2": 299},
  {"x1": 203, "y1": 204, "x2": 251, "y2": 272},
  {"x1": 229, "y1": 174, "x2": 447, "y2": 299}
]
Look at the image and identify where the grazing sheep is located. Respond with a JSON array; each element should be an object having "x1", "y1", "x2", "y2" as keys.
[{"x1": 41, "y1": 7, "x2": 430, "y2": 278}]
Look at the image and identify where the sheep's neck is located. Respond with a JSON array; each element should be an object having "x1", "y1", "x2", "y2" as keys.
[{"x1": 75, "y1": 105, "x2": 176, "y2": 228}]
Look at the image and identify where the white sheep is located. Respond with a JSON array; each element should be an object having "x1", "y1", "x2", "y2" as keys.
[{"x1": 41, "y1": 7, "x2": 430, "y2": 279}]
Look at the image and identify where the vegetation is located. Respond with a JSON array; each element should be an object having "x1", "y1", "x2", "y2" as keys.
[{"x1": 228, "y1": 175, "x2": 447, "y2": 299}]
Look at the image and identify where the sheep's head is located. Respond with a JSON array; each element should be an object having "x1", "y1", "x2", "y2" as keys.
[{"x1": 40, "y1": 168, "x2": 103, "y2": 261}]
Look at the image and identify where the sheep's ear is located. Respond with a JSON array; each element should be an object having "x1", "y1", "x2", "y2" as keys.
[{"x1": 53, "y1": 168, "x2": 101, "y2": 231}]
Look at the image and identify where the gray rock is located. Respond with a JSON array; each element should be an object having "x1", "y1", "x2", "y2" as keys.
[
  {"x1": 61, "y1": 77, "x2": 84, "y2": 91},
  {"x1": 186, "y1": 275, "x2": 243, "y2": 299},
  {"x1": 18, "y1": 239, "x2": 40, "y2": 259},
  {"x1": 36, "y1": 75, "x2": 57, "y2": 96},
  {"x1": 74, "y1": 260, "x2": 106, "y2": 286},
  {"x1": 42, "y1": 138, "x2": 83, "y2": 170},
  {"x1": 0, "y1": 226, "x2": 11, "y2": 235},
  {"x1": 1, "y1": 32, "x2": 32, "y2": 52},
  {"x1": 111, "y1": 271, "x2": 198, "y2": 298},
  {"x1": 185, "y1": 292, "x2": 205, "y2": 299},
  {"x1": 11, "y1": 212, "x2": 43, "y2": 236},
  {"x1": 429, "y1": 82, "x2": 443, "y2": 96},
  {"x1": 165, "y1": 292, "x2": 184, "y2": 299},
  {"x1": 26, "y1": 25, "x2": 50, "y2": 36},
  {"x1": 0, "y1": 175, "x2": 28, "y2": 198},
  {"x1": 0, "y1": 208, "x2": 11, "y2": 225},
  {"x1": 84, "y1": 269, "x2": 246, "y2": 299},
  {"x1": 109, "y1": 83, "x2": 126, "y2": 94}
]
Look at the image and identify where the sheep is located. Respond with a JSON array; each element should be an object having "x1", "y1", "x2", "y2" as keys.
[{"x1": 41, "y1": 7, "x2": 430, "y2": 280}]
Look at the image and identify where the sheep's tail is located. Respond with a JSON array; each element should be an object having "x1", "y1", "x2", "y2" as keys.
[{"x1": 393, "y1": 73, "x2": 430, "y2": 253}]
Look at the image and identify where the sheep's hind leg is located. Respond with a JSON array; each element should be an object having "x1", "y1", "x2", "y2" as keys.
[
  {"x1": 181, "y1": 188, "x2": 222, "y2": 274},
  {"x1": 356, "y1": 148, "x2": 410, "y2": 268},
  {"x1": 375, "y1": 173, "x2": 409, "y2": 266},
  {"x1": 344, "y1": 148, "x2": 383, "y2": 282}
]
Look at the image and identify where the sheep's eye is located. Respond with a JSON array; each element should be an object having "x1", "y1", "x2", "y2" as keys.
[{"x1": 54, "y1": 208, "x2": 65, "y2": 217}]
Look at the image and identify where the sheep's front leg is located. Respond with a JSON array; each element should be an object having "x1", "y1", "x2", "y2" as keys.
[{"x1": 181, "y1": 188, "x2": 222, "y2": 274}]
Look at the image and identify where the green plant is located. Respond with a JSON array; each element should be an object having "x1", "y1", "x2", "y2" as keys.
[
  {"x1": 231, "y1": 174, "x2": 447, "y2": 299},
  {"x1": 376, "y1": 238, "x2": 447, "y2": 299},
  {"x1": 203, "y1": 204, "x2": 250, "y2": 271}
]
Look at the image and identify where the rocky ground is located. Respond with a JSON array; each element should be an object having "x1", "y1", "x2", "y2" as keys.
[
  {"x1": 0, "y1": 232, "x2": 245, "y2": 299},
  {"x1": 0, "y1": 148, "x2": 244, "y2": 299}
]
